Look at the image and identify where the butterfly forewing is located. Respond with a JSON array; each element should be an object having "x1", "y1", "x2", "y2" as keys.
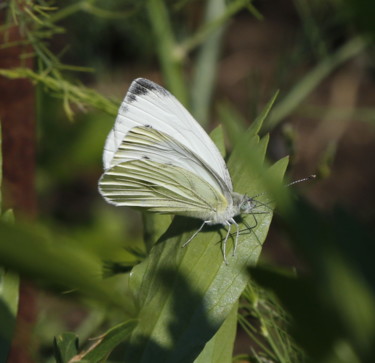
[{"x1": 103, "y1": 78, "x2": 233, "y2": 192}]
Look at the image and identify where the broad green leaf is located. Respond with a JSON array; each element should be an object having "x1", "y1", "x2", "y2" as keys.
[
  {"x1": 194, "y1": 301, "x2": 238, "y2": 363},
  {"x1": 122, "y1": 118, "x2": 288, "y2": 362},
  {"x1": 143, "y1": 214, "x2": 172, "y2": 253}
]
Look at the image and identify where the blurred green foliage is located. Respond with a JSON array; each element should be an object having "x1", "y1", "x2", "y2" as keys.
[{"x1": 0, "y1": 0, "x2": 374, "y2": 362}]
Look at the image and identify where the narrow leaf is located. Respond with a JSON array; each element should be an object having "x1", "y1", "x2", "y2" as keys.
[
  {"x1": 250, "y1": 90, "x2": 279, "y2": 135},
  {"x1": 77, "y1": 320, "x2": 137, "y2": 362},
  {"x1": 210, "y1": 125, "x2": 226, "y2": 157},
  {"x1": 0, "y1": 222, "x2": 132, "y2": 312},
  {"x1": 0, "y1": 209, "x2": 18, "y2": 363},
  {"x1": 218, "y1": 102, "x2": 247, "y2": 145},
  {"x1": 54, "y1": 332, "x2": 79, "y2": 363}
]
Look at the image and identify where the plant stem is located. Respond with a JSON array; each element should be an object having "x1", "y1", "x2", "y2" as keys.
[
  {"x1": 146, "y1": 0, "x2": 187, "y2": 105},
  {"x1": 191, "y1": 0, "x2": 226, "y2": 125}
]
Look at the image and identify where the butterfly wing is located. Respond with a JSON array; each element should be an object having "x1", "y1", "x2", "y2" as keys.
[
  {"x1": 103, "y1": 78, "x2": 233, "y2": 192},
  {"x1": 99, "y1": 158, "x2": 228, "y2": 221},
  {"x1": 99, "y1": 126, "x2": 232, "y2": 219},
  {"x1": 109, "y1": 126, "x2": 231, "y2": 198}
]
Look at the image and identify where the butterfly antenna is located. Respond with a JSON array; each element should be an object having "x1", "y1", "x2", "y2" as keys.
[
  {"x1": 252, "y1": 198, "x2": 273, "y2": 212},
  {"x1": 285, "y1": 174, "x2": 316, "y2": 188}
]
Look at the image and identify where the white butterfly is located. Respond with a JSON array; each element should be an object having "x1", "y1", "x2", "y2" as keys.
[{"x1": 98, "y1": 78, "x2": 259, "y2": 263}]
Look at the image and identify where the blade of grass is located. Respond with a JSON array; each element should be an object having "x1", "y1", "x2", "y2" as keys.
[
  {"x1": 180, "y1": 0, "x2": 256, "y2": 55},
  {"x1": 191, "y1": 0, "x2": 226, "y2": 125},
  {"x1": 264, "y1": 37, "x2": 367, "y2": 131}
]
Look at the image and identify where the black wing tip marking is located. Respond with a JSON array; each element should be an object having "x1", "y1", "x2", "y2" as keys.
[{"x1": 126, "y1": 78, "x2": 170, "y2": 103}]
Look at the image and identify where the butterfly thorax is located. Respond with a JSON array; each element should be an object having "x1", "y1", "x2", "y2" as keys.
[{"x1": 205, "y1": 192, "x2": 256, "y2": 226}]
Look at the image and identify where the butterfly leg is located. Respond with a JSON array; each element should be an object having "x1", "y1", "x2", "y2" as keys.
[
  {"x1": 222, "y1": 222, "x2": 232, "y2": 265},
  {"x1": 230, "y1": 218, "x2": 239, "y2": 256},
  {"x1": 182, "y1": 220, "x2": 208, "y2": 248}
]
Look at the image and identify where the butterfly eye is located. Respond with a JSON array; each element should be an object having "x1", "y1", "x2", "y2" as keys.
[{"x1": 240, "y1": 198, "x2": 255, "y2": 213}]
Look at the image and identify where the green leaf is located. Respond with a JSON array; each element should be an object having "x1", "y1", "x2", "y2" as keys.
[
  {"x1": 121, "y1": 121, "x2": 288, "y2": 362},
  {"x1": 219, "y1": 89, "x2": 279, "y2": 147},
  {"x1": 264, "y1": 37, "x2": 366, "y2": 131},
  {"x1": 194, "y1": 301, "x2": 238, "y2": 363},
  {"x1": 54, "y1": 332, "x2": 79, "y2": 363},
  {"x1": 0, "y1": 222, "x2": 132, "y2": 313},
  {"x1": 217, "y1": 102, "x2": 247, "y2": 145},
  {"x1": 143, "y1": 213, "x2": 172, "y2": 253},
  {"x1": 0, "y1": 121, "x2": 2, "y2": 211},
  {"x1": 78, "y1": 320, "x2": 137, "y2": 362},
  {"x1": 0, "y1": 269, "x2": 19, "y2": 363},
  {"x1": 0, "y1": 210, "x2": 18, "y2": 363},
  {"x1": 252, "y1": 200, "x2": 375, "y2": 362},
  {"x1": 0, "y1": 68, "x2": 118, "y2": 118},
  {"x1": 210, "y1": 125, "x2": 226, "y2": 157},
  {"x1": 190, "y1": 0, "x2": 226, "y2": 125},
  {"x1": 250, "y1": 90, "x2": 279, "y2": 135}
]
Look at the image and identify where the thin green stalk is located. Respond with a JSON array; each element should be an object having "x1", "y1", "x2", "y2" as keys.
[
  {"x1": 293, "y1": 104, "x2": 375, "y2": 125},
  {"x1": 146, "y1": 0, "x2": 187, "y2": 105},
  {"x1": 293, "y1": 0, "x2": 328, "y2": 58},
  {"x1": 24, "y1": 6, "x2": 45, "y2": 25},
  {"x1": 262, "y1": 320, "x2": 290, "y2": 363},
  {"x1": 238, "y1": 282, "x2": 302, "y2": 363},
  {"x1": 246, "y1": 2, "x2": 263, "y2": 20},
  {"x1": 191, "y1": 0, "x2": 226, "y2": 124},
  {"x1": 180, "y1": 0, "x2": 251, "y2": 55},
  {"x1": 49, "y1": 1, "x2": 137, "y2": 23},
  {"x1": 48, "y1": 1, "x2": 87, "y2": 23},
  {"x1": 238, "y1": 313, "x2": 277, "y2": 360},
  {"x1": 264, "y1": 36, "x2": 367, "y2": 131},
  {"x1": 0, "y1": 68, "x2": 118, "y2": 118}
]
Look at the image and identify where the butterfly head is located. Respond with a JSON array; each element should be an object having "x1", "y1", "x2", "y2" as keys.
[
  {"x1": 239, "y1": 196, "x2": 256, "y2": 214},
  {"x1": 231, "y1": 192, "x2": 258, "y2": 217}
]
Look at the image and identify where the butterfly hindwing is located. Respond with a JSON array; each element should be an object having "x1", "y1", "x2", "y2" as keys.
[
  {"x1": 110, "y1": 126, "x2": 231, "y2": 199},
  {"x1": 99, "y1": 158, "x2": 228, "y2": 221}
]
